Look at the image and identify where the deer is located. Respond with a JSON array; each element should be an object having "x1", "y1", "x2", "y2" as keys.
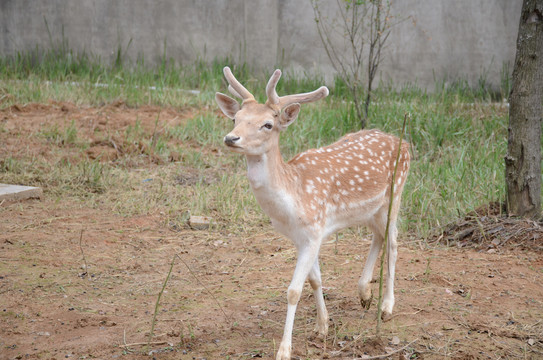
[{"x1": 215, "y1": 67, "x2": 410, "y2": 360}]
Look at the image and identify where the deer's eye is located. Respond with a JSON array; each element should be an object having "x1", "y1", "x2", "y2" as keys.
[{"x1": 262, "y1": 123, "x2": 273, "y2": 130}]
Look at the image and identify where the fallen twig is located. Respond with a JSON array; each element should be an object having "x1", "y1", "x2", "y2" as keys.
[
  {"x1": 383, "y1": 308, "x2": 425, "y2": 321},
  {"x1": 147, "y1": 254, "x2": 176, "y2": 349},
  {"x1": 353, "y1": 338, "x2": 418, "y2": 360},
  {"x1": 122, "y1": 341, "x2": 168, "y2": 348},
  {"x1": 176, "y1": 253, "x2": 231, "y2": 323},
  {"x1": 78, "y1": 229, "x2": 88, "y2": 278}
]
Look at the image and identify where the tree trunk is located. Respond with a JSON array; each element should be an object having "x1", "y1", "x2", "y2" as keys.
[{"x1": 505, "y1": 0, "x2": 543, "y2": 219}]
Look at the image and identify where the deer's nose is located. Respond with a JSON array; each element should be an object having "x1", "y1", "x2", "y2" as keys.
[{"x1": 224, "y1": 135, "x2": 241, "y2": 146}]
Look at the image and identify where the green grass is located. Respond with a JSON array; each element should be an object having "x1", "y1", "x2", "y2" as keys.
[
  {"x1": 38, "y1": 119, "x2": 80, "y2": 146},
  {"x1": 0, "y1": 48, "x2": 519, "y2": 239},
  {"x1": 1, "y1": 156, "x2": 108, "y2": 196}
]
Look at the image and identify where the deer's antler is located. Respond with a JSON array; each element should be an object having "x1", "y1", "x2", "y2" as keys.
[
  {"x1": 265, "y1": 69, "x2": 329, "y2": 108},
  {"x1": 223, "y1": 67, "x2": 254, "y2": 102}
]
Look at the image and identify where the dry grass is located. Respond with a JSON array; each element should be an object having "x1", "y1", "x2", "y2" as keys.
[{"x1": 435, "y1": 202, "x2": 543, "y2": 252}]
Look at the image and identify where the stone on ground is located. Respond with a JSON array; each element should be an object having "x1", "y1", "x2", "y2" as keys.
[{"x1": 0, "y1": 183, "x2": 42, "y2": 202}]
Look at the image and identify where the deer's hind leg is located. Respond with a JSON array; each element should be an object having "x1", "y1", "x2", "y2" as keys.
[
  {"x1": 308, "y1": 258, "x2": 328, "y2": 336},
  {"x1": 357, "y1": 202, "x2": 400, "y2": 318},
  {"x1": 381, "y1": 198, "x2": 401, "y2": 320},
  {"x1": 357, "y1": 229, "x2": 384, "y2": 310}
]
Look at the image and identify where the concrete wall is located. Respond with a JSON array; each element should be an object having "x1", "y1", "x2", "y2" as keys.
[{"x1": 0, "y1": 0, "x2": 522, "y2": 89}]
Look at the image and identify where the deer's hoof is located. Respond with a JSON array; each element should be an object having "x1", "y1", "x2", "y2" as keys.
[
  {"x1": 276, "y1": 342, "x2": 291, "y2": 360},
  {"x1": 381, "y1": 311, "x2": 393, "y2": 322},
  {"x1": 360, "y1": 292, "x2": 373, "y2": 310},
  {"x1": 313, "y1": 322, "x2": 329, "y2": 338}
]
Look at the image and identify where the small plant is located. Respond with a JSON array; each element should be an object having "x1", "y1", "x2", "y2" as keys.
[
  {"x1": 500, "y1": 61, "x2": 512, "y2": 102},
  {"x1": 424, "y1": 257, "x2": 432, "y2": 283},
  {"x1": 39, "y1": 120, "x2": 78, "y2": 146},
  {"x1": 0, "y1": 157, "x2": 21, "y2": 173},
  {"x1": 40, "y1": 124, "x2": 63, "y2": 144},
  {"x1": 64, "y1": 119, "x2": 78, "y2": 145},
  {"x1": 311, "y1": 0, "x2": 402, "y2": 128},
  {"x1": 75, "y1": 160, "x2": 106, "y2": 194},
  {"x1": 147, "y1": 254, "x2": 176, "y2": 350}
]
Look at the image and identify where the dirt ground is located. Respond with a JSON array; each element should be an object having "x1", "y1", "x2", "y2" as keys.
[{"x1": 1, "y1": 103, "x2": 542, "y2": 360}]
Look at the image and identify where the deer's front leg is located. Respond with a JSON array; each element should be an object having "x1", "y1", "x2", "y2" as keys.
[{"x1": 276, "y1": 245, "x2": 320, "y2": 360}]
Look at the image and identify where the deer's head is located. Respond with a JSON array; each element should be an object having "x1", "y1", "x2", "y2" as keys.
[{"x1": 215, "y1": 67, "x2": 329, "y2": 156}]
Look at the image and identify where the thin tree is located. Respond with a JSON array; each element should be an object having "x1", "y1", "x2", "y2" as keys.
[
  {"x1": 505, "y1": 0, "x2": 543, "y2": 219},
  {"x1": 311, "y1": 0, "x2": 397, "y2": 129}
]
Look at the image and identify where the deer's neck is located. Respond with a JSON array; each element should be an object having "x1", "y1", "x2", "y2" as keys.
[
  {"x1": 245, "y1": 148, "x2": 298, "y2": 224},
  {"x1": 246, "y1": 148, "x2": 291, "y2": 190}
]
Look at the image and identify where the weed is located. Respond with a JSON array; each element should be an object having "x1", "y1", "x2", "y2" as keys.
[
  {"x1": 147, "y1": 254, "x2": 176, "y2": 350},
  {"x1": 0, "y1": 157, "x2": 21, "y2": 173},
  {"x1": 424, "y1": 258, "x2": 432, "y2": 283},
  {"x1": 40, "y1": 124, "x2": 63, "y2": 144},
  {"x1": 64, "y1": 119, "x2": 78, "y2": 145}
]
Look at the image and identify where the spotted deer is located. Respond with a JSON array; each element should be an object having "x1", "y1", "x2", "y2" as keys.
[{"x1": 215, "y1": 67, "x2": 410, "y2": 360}]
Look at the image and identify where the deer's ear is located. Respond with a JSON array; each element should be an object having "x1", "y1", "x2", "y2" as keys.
[
  {"x1": 279, "y1": 103, "x2": 301, "y2": 129},
  {"x1": 215, "y1": 92, "x2": 240, "y2": 119}
]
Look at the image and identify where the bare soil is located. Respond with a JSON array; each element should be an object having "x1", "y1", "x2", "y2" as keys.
[{"x1": 1, "y1": 103, "x2": 542, "y2": 360}]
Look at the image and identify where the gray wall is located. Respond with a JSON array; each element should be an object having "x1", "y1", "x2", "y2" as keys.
[{"x1": 0, "y1": 0, "x2": 522, "y2": 90}]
